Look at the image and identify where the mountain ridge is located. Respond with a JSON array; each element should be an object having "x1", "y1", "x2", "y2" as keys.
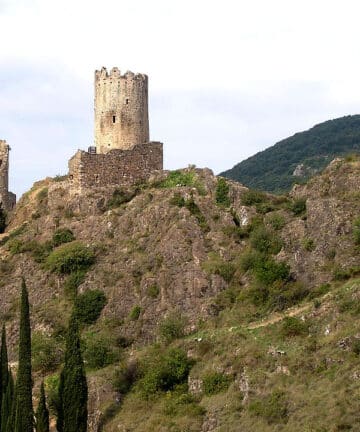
[{"x1": 221, "y1": 114, "x2": 360, "y2": 193}]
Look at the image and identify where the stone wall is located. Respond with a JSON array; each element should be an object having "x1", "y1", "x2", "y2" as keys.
[
  {"x1": 94, "y1": 67, "x2": 149, "y2": 154},
  {"x1": 0, "y1": 140, "x2": 16, "y2": 211},
  {"x1": 68, "y1": 142, "x2": 163, "y2": 190}
]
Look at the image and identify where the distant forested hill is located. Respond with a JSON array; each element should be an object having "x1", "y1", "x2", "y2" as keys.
[{"x1": 220, "y1": 115, "x2": 360, "y2": 193}]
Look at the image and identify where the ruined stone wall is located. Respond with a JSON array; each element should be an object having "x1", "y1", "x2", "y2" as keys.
[
  {"x1": 0, "y1": 140, "x2": 16, "y2": 211},
  {"x1": 68, "y1": 142, "x2": 163, "y2": 190},
  {"x1": 94, "y1": 67, "x2": 149, "y2": 154}
]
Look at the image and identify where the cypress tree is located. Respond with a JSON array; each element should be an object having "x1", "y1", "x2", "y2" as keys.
[
  {"x1": 0, "y1": 325, "x2": 9, "y2": 431},
  {"x1": 35, "y1": 382, "x2": 49, "y2": 432},
  {"x1": 14, "y1": 278, "x2": 34, "y2": 432},
  {"x1": 2, "y1": 371, "x2": 13, "y2": 432},
  {"x1": 57, "y1": 314, "x2": 87, "y2": 432}
]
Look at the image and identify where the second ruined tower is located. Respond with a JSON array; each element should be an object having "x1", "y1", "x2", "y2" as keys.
[{"x1": 94, "y1": 67, "x2": 150, "y2": 154}]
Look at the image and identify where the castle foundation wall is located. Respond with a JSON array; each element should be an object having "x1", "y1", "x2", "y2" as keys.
[{"x1": 68, "y1": 142, "x2": 163, "y2": 190}]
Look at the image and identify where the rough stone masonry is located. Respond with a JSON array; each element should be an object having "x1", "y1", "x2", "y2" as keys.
[
  {"x1": 69, "y1": 67, "x2": 163, "y2": 190},
  {"x1": 0, "y1": 140, "x2": 16, "y2": 212}
]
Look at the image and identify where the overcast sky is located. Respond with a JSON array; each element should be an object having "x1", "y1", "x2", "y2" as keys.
[{"x1": 1, "y1": 0, "x2": 360, "y2": 197}]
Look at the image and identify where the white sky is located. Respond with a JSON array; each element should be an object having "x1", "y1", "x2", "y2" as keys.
[{"x1": 1, "y1": 0, "x2": 360, "y2": 196}]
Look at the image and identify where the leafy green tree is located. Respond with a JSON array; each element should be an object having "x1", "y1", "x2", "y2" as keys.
[
  {"x1": 14, "y1": 279, "x2": 34, "y2": 432},
  {"x1": 0, "y1": 205, "x2": 5, "y2": 234},
  {"x1": 2, "y1": 371, "x2": 14, "y2": 432},
  {"x1": 0, "y1": 324, "x2": 9, "y2": 429},
  {"x1": 35, "y1": 382, "x2": 49, "y2": 432},
  {"x1": 57, "y1": 314, "x2": 88, "y2": 432}
]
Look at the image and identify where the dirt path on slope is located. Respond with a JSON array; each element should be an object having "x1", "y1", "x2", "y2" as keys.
[{"x1": 246, "y1": 304, "x2": 311, "y2": 330}]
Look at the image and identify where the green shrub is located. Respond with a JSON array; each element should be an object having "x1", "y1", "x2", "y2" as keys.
[
  {"x1": 289, "y1": 198, "x2": 306, "y2": 215},
  {"x1": 32, "y1": 332, "x2": 63, "y2": 373},
  {"x1": 249, "y1": 390, "x2": 289, "y2": 424},
  {"x1": 163, "y1": 388, "x2": 205, "y2": 417},
  {"x1": 268, "y1": 281, "x2": 309, "y2": 311},
  {"x1": 185, "y1": 197, "x2": 210, "y2": 233},
  {"x1": 64, "y1": 271, "x2": 86, "y2": 299},
  {"x1": 338, "y1": 298, "x2": 360, "y2": 315},
  {"x1": 267, "y1": 213, "x2": 286, "y2": 230},
  {"x1": 222, "y1": 225, "x2": 249, "y2": 241},
  {"x1": 31, "y1": 240, "x2": 53, "y2": 263},
  {"x1": 52, "y1": 228, "x2": 75, "y2": 246},
  {"x1": 302, "y1": 237, "x2": 315, "y2": 251},
  {"x1": 308, "y1": 283, "x2": 331, "y2": 300},
  {"x1": 333, "y1": 267, "x2": 352, "y2": 281},
  {"x1": 107, "y1": 188, "x2": 137, "y2": 208},
  {"x1": 158, "y1": 170, "x2": 196, "y2": 188},
  {"x1": 147, "y1": 284, "x2": 159, "y2": 298},
  {"x1": 137, "y1": 348, "x2": 193, "y2": 397},
  {"x1": 74, "y1": 289, "x2": 107, "y2": 325},
  {"x1": 83, "y1": 334, "x2": 119, "y2": 369},
  {"x1": 250, "y1": 226, "x2": 283, "y2": 254},
  {"x1": 113, "y1": 361, "x2": 138, "y2": 394},
  {"x1": 159, "y1": 312, "x2": 186, "y2": 344},
  {"x1": 202, "y1": 372, "x2": 231, "y2": 395},
  {"x1": 281, "y1": 316, "x2": 309, "y2": 337},
  {"x1": 202, "y1": 255, "x2": 236, "y2": 283},
  {"x1": 241, "y1": 190, "x2": 268, "y2": 206},
  {"x1": 7, "y1": 238, "x2": 24, "y2": 254},
  {"x1": 353, "y1": 218, "x2": 360, "y2": 245},
  {"x1": 215, "y1": 177, "x2": 231, "y2": 207},
  {"x1": 45, "y1": 241, "x2": 95, "y2": 274},
  {"x1": 169, "y1": 192, "x2": 186, "y2": 207},
  {"x1": 129, "y1": 305, "x2": 142, "y2": 321},
  {"x1": 253, "y1": 258, "x2": 290, "y2": 286}
]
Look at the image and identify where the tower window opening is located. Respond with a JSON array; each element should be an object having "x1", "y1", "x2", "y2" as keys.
[
  {"x1": 112, "y1": 115, "x2": 116, "y2": 123},
  {"x1": 126, "y1": 98, "x2": 129, "y2": 105}
]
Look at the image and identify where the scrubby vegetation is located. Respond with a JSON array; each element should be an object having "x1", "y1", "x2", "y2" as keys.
[
  {"x1": 73, "y1": 289, "x2": 107, "y2": 325},
  {"x1": 45, "y1": 241, "x2": 95, "y2": 274}
]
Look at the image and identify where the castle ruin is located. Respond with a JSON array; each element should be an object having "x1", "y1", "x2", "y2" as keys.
[
  {"x1": 69, "y1": 67, "x2": 163, "y2": 190},
  {"x1": 0, "y1": 140, "x2": 16, "y2": 212}
]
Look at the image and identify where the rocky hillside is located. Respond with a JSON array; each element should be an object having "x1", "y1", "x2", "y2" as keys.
[
  {"x1": 1, "y1": 159, "x2": 360, "y2": 431},
  {"x1": 221, "y1": 115, "x2": 360, "y2": 193}
]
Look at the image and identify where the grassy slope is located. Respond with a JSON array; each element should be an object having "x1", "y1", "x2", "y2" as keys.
[
  {"x1": 102, "y1": 277, "x2": 360, "y2": 431},
  {"x1": 221, "y1": 115, "x2": 360, "y2": 193}
]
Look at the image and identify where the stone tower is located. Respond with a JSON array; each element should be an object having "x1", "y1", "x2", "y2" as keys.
[
  {"x1": 94, "y1": 67, "x2": 150, "y2": 154},
  {"x1": 0, "y1": 140, "x2": 16, "y2": 211}
]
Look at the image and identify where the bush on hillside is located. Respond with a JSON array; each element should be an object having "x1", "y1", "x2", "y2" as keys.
[
  {"x1": 289, "y1": 198, "x2": 306, "y2": 216},
  {"x1": 137, "y1": 348, "x2": 193, "y2": 397},
  {"x1": 52, "y1": 228, "x2": 75, "y2": 247},
  {"x1": 241, "y1": 189, "x2": 268, "y2": 206},
  {"x1": 215, "y1": 177, "x2": 231, "y2": 207},
  {"x1": 73, "y1": 289, "x2": 107, "y2": 325},
  {"x1": 45, "y1": 241, "x2": 95, "y2": 274},
  {"x1": 281, "y1": 316, "x2": 309, "y2": 337},
  {"x1": 107, "y1": 188, "x2": 137, "y2": 209},
  {"x1": 159, "y1": 312, "x2": 186, "y2": 344},
  {"x1": 63, "y1": 271, "x2": 86, "y2": 299},
  {"x1": 83, "y1": 333, "x2": 119, "y2": 369},
  {"x1": 250, "y1": 226, "x2": 283, "y2": 255},
  {"x1": 202, "y1": 372, "x2": 232, "y2": 395}
]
